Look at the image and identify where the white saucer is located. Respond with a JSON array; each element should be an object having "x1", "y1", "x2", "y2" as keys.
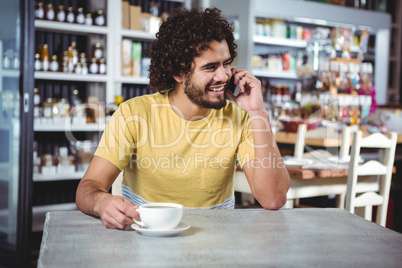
[{"x1": 131, "y1": 222, "x2": 191, "y2": 237}]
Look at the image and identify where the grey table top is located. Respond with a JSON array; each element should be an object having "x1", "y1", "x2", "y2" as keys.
[{"x1": 38, "y1": 208, "x2": 402, "y2": 268}]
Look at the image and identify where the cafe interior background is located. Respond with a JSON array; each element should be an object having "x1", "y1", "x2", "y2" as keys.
[{"x1": 1, "y1": 0, "x2": 401, "y2": 266}]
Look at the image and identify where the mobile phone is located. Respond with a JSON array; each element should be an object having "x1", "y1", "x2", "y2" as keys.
[{"x1": 227, "y1": 75, "x2": 241, "y2": 97}]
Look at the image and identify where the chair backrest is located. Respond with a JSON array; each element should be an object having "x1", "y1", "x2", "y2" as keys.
[
  {"x1": 339, "y1": 125, "x2": 359, "y2": 158},
  {"x1": 111, "y1": 171, "x2": 123, "y2": 196},
  {"x1": 294, "y1": 124, "x2": 307, "y2": 159},
  {"x1": 294, "y1": 124, "x2": 358, "y2": 159},
  {"x1": 345, "y1": 131, "x2": 397, "y2": 227}
]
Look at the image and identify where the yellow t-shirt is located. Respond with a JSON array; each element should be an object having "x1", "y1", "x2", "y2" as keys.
[{"x1": 95, "y1": 91, "x2": 255, "y2": 208}]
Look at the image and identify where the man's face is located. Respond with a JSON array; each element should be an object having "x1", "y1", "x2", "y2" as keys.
[{"x1": 183, "y1": 40, "x2": 233, "y2": 110}]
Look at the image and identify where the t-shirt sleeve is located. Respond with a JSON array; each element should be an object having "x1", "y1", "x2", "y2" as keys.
[
  {"x1": 236, "y1": 113, "x2": 255, "y2": 168},
  {"x1": 94, "y1": 102, "x2": 137, "y2": 171}
]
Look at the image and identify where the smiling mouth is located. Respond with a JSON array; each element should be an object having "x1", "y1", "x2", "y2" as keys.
[{"x1": 208, "y1": 85, "x2": 225, "y2": 92}]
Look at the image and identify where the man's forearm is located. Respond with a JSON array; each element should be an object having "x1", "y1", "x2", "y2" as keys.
[
  {"x1": 247, "y1": 109, "x2": 290, "y2": 209},
  {"x1": 76, "y1": 178, "x2": 110, "y2": 217}
]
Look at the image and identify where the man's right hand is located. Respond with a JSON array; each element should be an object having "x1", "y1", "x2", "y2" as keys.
[
  {"x1": 76, "y1": 156, "x2": 139, "y2": 230},
  {"x1": 97, "y1": 194, "x2": 140, "y2": 229}
]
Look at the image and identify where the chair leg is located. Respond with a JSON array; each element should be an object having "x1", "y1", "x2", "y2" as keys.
[
  {"x1": 376, "y1": 205, "x2": 387, "y2": 227},
  {"x1": 335, "y1": 194, "x2": 345, "y2": 208},
  {"x1": 364, "y1": 205, "x2": 373, "y2": 221}
]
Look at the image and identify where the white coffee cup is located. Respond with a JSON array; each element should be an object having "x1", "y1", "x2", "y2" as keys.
[{"x1": 133, "y1": 203, "x2": 183, "y2": 230}]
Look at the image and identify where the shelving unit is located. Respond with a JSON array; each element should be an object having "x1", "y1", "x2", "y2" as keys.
[
  {"x1": 31, "y1": 0, "x2": 192, "y2": 232},
  {"x1": 31, "y1": 0, "x2": 113, "y2": 231},
  {"x1": 387, "y1": 0, "x2": 401, "y2": 104},
  {"x1": 211, "y1": 0, "x2": 391, "y2": 104}
]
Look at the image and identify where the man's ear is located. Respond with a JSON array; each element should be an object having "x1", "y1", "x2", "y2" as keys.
[{"x1": 173, "y1": 74, "x2": 184, "y2": 83}]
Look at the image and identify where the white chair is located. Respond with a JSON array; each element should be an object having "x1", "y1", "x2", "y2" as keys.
[
  {"x1": 345, "y1": 131, "x2": 397, "y2": 227},
  {"x1": 111, "y1": 171, "x2": 123, "y2": 196},
  {"x1": 294, "y1": 124, "x2": 358, "y2": 160},
  {"x1": 292, "y1": 124, "x2": 358, "y2": 208}
]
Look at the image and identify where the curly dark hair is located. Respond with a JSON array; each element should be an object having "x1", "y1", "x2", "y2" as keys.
[{"x1": 148, "y1": 7, "x2": 237, "y2": 93}]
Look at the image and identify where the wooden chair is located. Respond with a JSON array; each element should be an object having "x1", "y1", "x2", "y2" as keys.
[
  {"x1": 345, "y1": 131, "x2": 397, "y2": 227},
  {"x1": 111, "y1": 171, "x2": 123, "y2": 196}
]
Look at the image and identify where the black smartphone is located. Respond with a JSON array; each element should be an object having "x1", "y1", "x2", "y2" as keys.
[{"x1": 227, "y1": 75, "x2": 241, "y2": 97}]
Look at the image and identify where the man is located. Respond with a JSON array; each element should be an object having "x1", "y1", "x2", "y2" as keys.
[{"x1": 76, "y1": 7, "x2": 290, "y2": 229}]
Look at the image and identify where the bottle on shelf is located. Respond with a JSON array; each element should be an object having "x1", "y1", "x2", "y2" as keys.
[
  {"x1": 3, "y1": 51, "x2": 11, "y2": 69},
  {"x1": 94, "y1": 10, "x2": 105, "y2": 26},
  {"x1": 51, "y1": 99, "x2": 60, "y2": 119},
  {"x1": 33, "y1": 88, "x2": 41, "y2": 119},
  {"x1": 293, "y1": 82, "x2": 302, "y2": 103},
  {"x1": 282, "y1": 85, "x2": 291, "y2": 104},
  {"x1": 42, "y1": 98, "x2": 53, "y2": 123},
  {"x1": 35, "y1": 2, "x2": 45, "y2": 20},
  {"x1": 49, "y1": 55, "x2": 59, "y2": 72},
  {"x1": 67, "y1": 46, "x2": 74, "y2": 73},
  {"x1": 99, "y1": 58, "x2": 106, "y2": 74},
  {"x1": 76, "y1": 7, "x2": 85, "y2": 24},
  {"x1": 41, "y1": 44, "x2": 49, "y2": 72},
  {"x1": 75, "y1": 62, "x2": 82, "y2": 75},
  {"x1": 82, "y1": 62, "x2": 88, "y2": 75},
  {"x1": 70, "y1": 89, "x2": 86, "y2": 125},
  {"x1": 62, "y1": 61, "x2": 68, "y2": 73},
  {"x1": 57, "y1": 98, "x2": 70, "y2": 119},
  {"x1": 85, "y1": 13, "x2": 93, "y2": 26},
  {"x1": 41, "y1": 154, "x2": 56, "y2": 175},
  {"x1": 13, "y1": 52, "x2": 20, "y2": 70},
  {"x1": 79, "y1": 53, "x2": 87, "y2": 64},
  {"x1": 89, "y1": 58, "x2": 98, "y2": 74},
  {"x1": 93, "y1": 43, "x2": 103, "y2": 59},
  {"x1": 56, "y1": 5, "x2": 66, "y2": 22},
  {"x1": 45, "y1": 4, "x2": 55, "y2": 21},
  {"x1": 71, "y1": 89, "x2": 80, "y2": 107},
  {"x1": 71, "y1": 42, "x2": 79, "y2": 65},
  {"x1": 34, "y1": 53, "x2": 41, "y2": 71},
  {"x1": 66, "y1": 7, "x2": 75, "y2": 23}
]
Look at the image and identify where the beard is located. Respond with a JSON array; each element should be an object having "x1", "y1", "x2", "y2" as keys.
[{"x1": 183, "y1": 73, "x2": 227, "y2": 110}]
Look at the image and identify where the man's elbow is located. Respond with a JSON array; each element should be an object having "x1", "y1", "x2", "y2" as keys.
[{"x1": 259, "y1": 193, "x2": 287, "y2": 210}]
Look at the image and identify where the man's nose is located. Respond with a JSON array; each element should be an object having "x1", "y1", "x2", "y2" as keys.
[{"x1": 214, "y1": 65, "x2": 229, "y2": 82}]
